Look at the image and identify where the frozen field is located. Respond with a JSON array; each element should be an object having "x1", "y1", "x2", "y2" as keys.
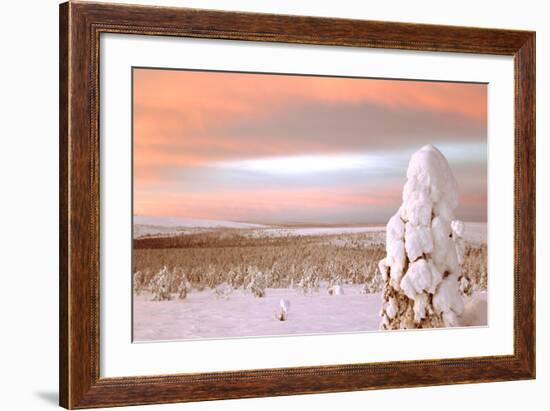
[
  {"x1": 134, "y1": 219, "x2": 486, "y2": 244},
  {"x1": 248, "y1": 226, "x2": 385, "y2": 238},
  {"x1": 133, "y1": 216, "x2": 267, "y2": 238},
  {"x1": 133, "y1": 285, "x2": 487, "y2": 342}
]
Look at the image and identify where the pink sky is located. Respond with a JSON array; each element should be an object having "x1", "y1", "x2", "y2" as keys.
[{"x1": 133, "y1": 68, "x2": 487, "y2": 224}]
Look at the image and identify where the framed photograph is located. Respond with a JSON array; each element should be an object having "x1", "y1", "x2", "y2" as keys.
[{"x1": 59, "y1": 2, "x2": 535, "y2": 409}]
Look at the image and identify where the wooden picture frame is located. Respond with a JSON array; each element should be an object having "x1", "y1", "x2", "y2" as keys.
[{"x1": 59, "y1": 1, "x2": 535, "y2": 408}]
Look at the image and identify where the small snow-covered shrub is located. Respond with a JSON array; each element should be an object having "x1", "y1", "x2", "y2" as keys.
[
  {"x1": 227, "y1": 269, "x2": 245, "y2": 289},
  {"x1": 177, "y1": 275, "x2": 191, "y2": 300},
  {"x1": 379, "y1": 145, "x2": 467, "y2": 329},
  {"x1": 168, "y1": 267, "x2": 188, "y2": 295},
  {"x1": 246, "y1": 266, "x2": 267, "y2": 297},
  {"x1": 214, "y1": 282, "x2": 233, "y2": 299},
  {"x1": 277, "y1": 299, "x2": 291, "y2": 321},
  {"x1": 150, "y1": 266, "x2": 171, "y2": 301},
  {"x1": 298, "y1": 266, "x2": 320, "y2": 294},
  {"x1": 361, "y1": 260, "x2": 384, "y2": 293},
  {"x1": 328, "y1": 284, "x2": 344, "y2": 295},
  {"x1": 363, "y1": 271, "x2": 383, "y2": 294},
  {"x1": 204, "y1": 265, "x2": 219, "y2": 289},
  {"x1": 327, "y1": 274, "x2": 343, "y2": 295},
  {"x1": 177, "y1": 281, "x2": 188, "y2": 299}
]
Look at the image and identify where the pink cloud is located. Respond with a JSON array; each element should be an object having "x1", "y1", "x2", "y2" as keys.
[
  {"x1": 134, "y1": 185, "x2": 402, "y2": 221},
  {"x1": 134, "y1": 69, "x2": 486, "y2": 177}
]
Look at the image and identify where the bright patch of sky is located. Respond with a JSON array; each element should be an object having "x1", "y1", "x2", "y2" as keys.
[{"x1": 214, "y1": 142, "x2": 485, "y2": 176}]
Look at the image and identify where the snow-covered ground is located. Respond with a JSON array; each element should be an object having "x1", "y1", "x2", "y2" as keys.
[
  {"x1": 134, "y1": 215, "x2": 267, "y2": 228},
  {"x1": 462, "y1": 222, "x2": 488, "y2": 245},
  {"x1": 248, "y1": 226, "x2": 385, "y2": 238},
  {"x1": 134, "y1": 225, "x2": 193, "y2": 238},
  {"x1": 134, "y1": 216, "x2": 267, "y2": 238},
  {"x1": 133, "y1": 285, "x2": 487, "y2": 342},
  {"x1": 461, "y1": 292, "x2": 488, "y2": 327},
  {"x1": 134, "y1": 217, "x2": 486, "y2": 245}
]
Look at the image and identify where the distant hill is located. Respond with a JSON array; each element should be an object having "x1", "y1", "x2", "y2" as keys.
[
  {"x1": 134, "y1": 215, "x2": 268, "y2": 228},
  {"x1": 133, "y1": 216, "x2": 268, "y2": 238}
]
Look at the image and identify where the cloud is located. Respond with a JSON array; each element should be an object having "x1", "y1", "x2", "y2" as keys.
[
  {"x1": 217, "y1": 101, "x2": 485, "y2": 154},
  {"x1": 133, "y1": 69, "x2": 486, "y2": 168},
  {"x1": 134, "y1": 68, "x2": 486, "y2": 124},
  {"x1": 132, "y1": 68, "x2": 487, "y2": 223},
  {"x1": 134, "y1": 185, "x2": 403, "y2": 224}
]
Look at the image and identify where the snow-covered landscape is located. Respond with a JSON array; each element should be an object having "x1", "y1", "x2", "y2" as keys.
[
  {"x1": 133, "y1": 220, "x2": 487, "y2": 342},
  {"x1": 132, "y1": 146, "x2": 488, "y2": 342},
  {"x1": 133, "y1": 226, "x2": 487, "y2": 341}
]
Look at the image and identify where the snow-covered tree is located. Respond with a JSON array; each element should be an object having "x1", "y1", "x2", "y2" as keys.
[
  {"x1": 227, "y1": 268, "x2": 244, "y2": 289},
  {"x1": 379, "y1": 145, "x2": 467, "y2": 329},
  {"x1": 363, "y1": 264, "x2": 384, "y2": 294},
  {"x1": 151, "y1": 266, "x2": 171, "y2": 301},
  {"x1": 327, "y1": 273, "x2": 344, "y2": 295},
  {"x1": 246, "y1": 266, "x2": 267, "y2": 297}
]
